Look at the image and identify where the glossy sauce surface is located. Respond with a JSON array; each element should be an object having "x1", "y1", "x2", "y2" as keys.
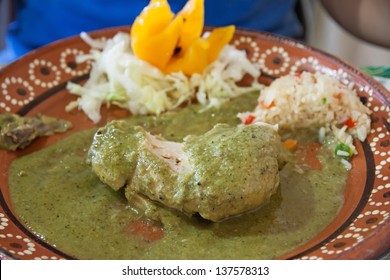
[{"x1": 9, "y1": 93, "x2": 347, "y2": 259}]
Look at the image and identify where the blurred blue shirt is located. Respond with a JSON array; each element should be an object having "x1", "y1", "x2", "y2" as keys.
[{"x1": 0, "y1": 0, "x2": 302, "y2": 63}]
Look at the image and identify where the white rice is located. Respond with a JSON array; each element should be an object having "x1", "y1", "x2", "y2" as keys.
[{"x1": 238, "y1": 71, "x2": 371, "y2": 157}]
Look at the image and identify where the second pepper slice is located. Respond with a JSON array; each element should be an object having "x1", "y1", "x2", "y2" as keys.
[
  {"x1": 164, "y1": 25, "x2": 235, "y2": 75},
  {"x1": 131, "y1": 0, "x2": 183, "y2": 69},
  {"x1": 176, "y1": 0, "x2": 204, "y2": 55},
  {"x1": 204, "y1": 25, "x2": 235, "y2": 63},
  {"x1": 164, "y1": 38, "x2": 210, "y2": 75}
]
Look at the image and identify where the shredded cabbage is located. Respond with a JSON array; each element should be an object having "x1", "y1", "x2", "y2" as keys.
[{"x1": 66, "y1": 32, "x2": 261, "y2": 123}]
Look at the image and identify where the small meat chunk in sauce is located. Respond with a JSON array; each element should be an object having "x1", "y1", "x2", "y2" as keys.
[
  {"x1": 0, "y1": 113, "x2": 72, "y2": 151},
  {"x1": 88, "y1": 120, "x2": 283, "y2": 222}
]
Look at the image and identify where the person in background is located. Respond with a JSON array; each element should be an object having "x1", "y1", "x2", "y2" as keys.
[
  {"x1": 0, "y1": 0, "x2": 302, "y2": 64},
  {"x1": 321, "y1": 0, "x2": 390, "y2": 49}
]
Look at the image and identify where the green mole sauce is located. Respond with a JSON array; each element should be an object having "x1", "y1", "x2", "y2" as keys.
[{"x1": 8, "y1": 92, "x2": 347, "y2": 259}]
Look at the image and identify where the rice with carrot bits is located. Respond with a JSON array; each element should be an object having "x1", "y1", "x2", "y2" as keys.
[{"x1": 238, "y1": 71, "x2": 371, "y2": 170}]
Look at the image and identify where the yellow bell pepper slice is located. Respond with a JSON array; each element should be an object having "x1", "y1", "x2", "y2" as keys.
[
  {"x1": 164, "y1": 25, "x2": 235, "y2": 75},
  {"x1": 131, "y1": 0, "x2": 174, "y2": 41},
  {"x1": 204, "y1": 25, "x2": 235, "y2": 63},
  {"x1": 131, "y1": 0, "x2": 183, "y2": 69},
  {"x1": 176, "y1": 0, "x2": 204, "y2": 55},
  {"x1": 164, "y1": 38, "x2": 209, "y2": 75}
]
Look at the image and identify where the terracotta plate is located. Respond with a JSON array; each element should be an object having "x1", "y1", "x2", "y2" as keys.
[{"x1": 0, "y1": 27, "x2": 389, "y2": 260}]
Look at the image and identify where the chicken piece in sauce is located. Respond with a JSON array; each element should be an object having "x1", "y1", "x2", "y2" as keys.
[{"x1": 88, "y1": 120, "x2": 283, "y2": 222}]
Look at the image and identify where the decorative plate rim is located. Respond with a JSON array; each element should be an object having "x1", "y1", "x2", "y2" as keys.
[{"x1": 0, "y1": 26, "x2": 389, "y2": 260}]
